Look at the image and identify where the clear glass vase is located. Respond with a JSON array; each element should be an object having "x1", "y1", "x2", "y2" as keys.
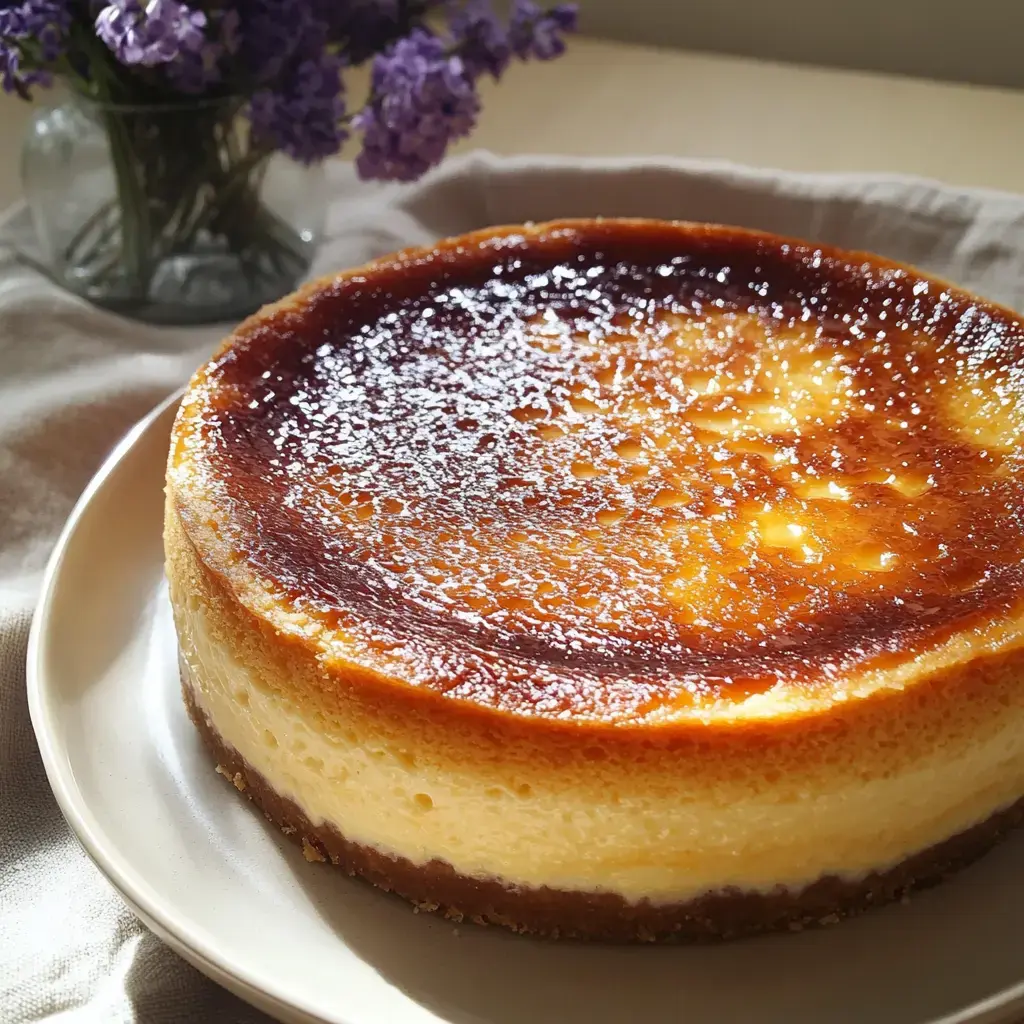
[{"x1": 21, "y1": 95, "x2": 327, "y2": 326}]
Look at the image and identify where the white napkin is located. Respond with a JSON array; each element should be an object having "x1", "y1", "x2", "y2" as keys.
[{"x1": 5, "y1": 151, "x2": 1024, "y2": 1023}]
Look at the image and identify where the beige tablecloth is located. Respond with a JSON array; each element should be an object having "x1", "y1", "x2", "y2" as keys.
[{"x1": 5, "y1": 152, "x2": 1024, "y2": 1022}]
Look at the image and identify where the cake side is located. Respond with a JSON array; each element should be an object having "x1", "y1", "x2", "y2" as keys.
[
  {"x1": 181, "y1": 654, "x2": 1024, "y2": 943},
  {"x1": 166, "y1": 493, "x2": 1024, "y2": 910}
]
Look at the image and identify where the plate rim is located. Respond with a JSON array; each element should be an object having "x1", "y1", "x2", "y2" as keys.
[
  {"x1": 25, "y1": 390, "x2": 341, "y2": 1024},
  {"x1": 22, "y1": 391, "x2": 1024, "y2": 1024}
]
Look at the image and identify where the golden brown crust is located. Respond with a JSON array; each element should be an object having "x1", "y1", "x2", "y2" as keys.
[
  {"x1": 168, "y1": 217, "x2": 1024, "y2": 726},
  {"x1": 182, "y1": 673, "x2": 1024, "y2": 942}
]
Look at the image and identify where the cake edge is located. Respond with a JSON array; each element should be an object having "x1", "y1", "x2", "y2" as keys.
[{"x1": 182, "y1": 674, "x2": 1024, "y2": 943}]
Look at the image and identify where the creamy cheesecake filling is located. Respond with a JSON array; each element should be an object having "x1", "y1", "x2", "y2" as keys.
[{"x1": 174, "y1": 585, "x2": 1024, "y2": 903}]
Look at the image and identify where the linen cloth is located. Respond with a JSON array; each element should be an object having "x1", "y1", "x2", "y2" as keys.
[{"x1": 5, "y1": 151, "x2": 1024, "y2": 1023}]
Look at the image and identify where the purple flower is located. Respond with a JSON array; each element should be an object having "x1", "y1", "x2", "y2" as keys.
[
  {"x1": 0, "y1": 46, "x2": 43, "y2": 97},
  {"x1": 509, "y1": 0, "x2": 577, "y2": 60},
  {"x1": 449, "y1": 0, "x2": 510, "y2": 80},
  {"x1": 235, "y1": 0, "x2": 320, "y2": 85},
  {"x1": 0, "y1": 0, "x2": 68, "y2": 38},
  {"x1": 355, "y1": 29, "x2": 480, "y2": 182},
  {"x1": 95, "y1": 0, "x2": 207, "y2": 68},
  {"x1": 165, "y1": 44, "x2": 219, "y2": 93},
  {"x1": 314, "y1": 0, "x2": 407, "y2": 66},
  {"x1": 237, "y1": 0, "x2": 349, "y2": 162},
  {"x1": 0, "y1": 0, "x2": 70, "y2": 97},
  {"x1": 249, "y1": 50, "x2": 348, "y2": 164},
  {"x1": 2, "y1": 0, "x2": 577, "y2": 179},
  {"x1": 164, "y1": 6, "x2": 240, "y2": 93}
]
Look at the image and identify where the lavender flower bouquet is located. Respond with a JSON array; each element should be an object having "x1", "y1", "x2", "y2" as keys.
[{"x1": 5, "y1": 1, "x2": 576, "y2": 323}]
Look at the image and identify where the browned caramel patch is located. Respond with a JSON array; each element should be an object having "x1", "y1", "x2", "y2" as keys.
[{"x1": 173, "y1": 220, "x2": 1024, "y2": 721}]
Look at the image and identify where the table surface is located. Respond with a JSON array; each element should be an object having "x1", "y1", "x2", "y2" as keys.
[{"x1": 2, "y1": 35, "x2": 1024, "y2": 205}]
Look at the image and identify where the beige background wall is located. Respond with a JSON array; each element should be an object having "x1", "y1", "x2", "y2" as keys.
[{"x1": 572, "y1": 0, "x2": 1023, "y2": 88}]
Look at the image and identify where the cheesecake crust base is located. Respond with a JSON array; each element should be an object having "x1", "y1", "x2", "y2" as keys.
[{"x1": 183, "y1": 678, "x2": 1024, "y2": 943}]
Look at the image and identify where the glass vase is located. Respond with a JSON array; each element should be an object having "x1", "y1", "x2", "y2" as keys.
[{"x1": 21, "y1": 95, "x2": 327, "y2": 326}]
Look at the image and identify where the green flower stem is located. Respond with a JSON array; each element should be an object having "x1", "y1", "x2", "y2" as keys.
[
  {"x1": 101, "y1": 107, "x2": 152, "y2": 296},
  {"x1": 60, "y1": 97, "x2": 309, "y2": 312},
  {"x1": 62, "y1": 198, "x2": 118, "y2": 265}
]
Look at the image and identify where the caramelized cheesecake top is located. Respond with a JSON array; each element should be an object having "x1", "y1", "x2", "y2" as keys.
[{"x1": 171, "y1": 220, "x2": 1024, "y2": 722}]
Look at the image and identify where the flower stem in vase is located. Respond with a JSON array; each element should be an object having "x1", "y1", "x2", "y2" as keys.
[{"x1": 101, "y1": 107, "x2": 153, "y2": 299}]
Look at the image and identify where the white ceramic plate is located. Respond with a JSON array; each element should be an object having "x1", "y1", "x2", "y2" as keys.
[{"x1": 26, "y1": 394, "x2": 1024, "y2": 1024}]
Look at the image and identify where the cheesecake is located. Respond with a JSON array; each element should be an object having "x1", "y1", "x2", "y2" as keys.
[{"x1": 165, "y1": 219, "x2": 1024, "y2": 941}]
